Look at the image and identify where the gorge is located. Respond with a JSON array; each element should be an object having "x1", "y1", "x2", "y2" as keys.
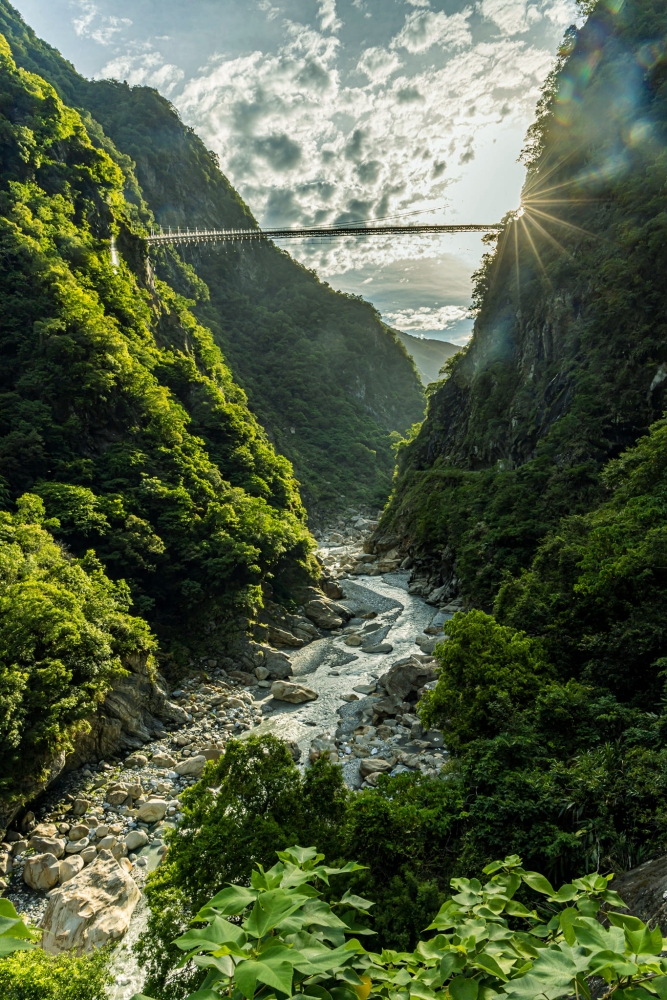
[{"x1": 3, "y1": 1, "x2": 667, "y2": 999}]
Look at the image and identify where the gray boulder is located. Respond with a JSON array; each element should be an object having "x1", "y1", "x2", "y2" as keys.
[{"x1": 379, "y1": 657, "x2": 438, "y2": 702}]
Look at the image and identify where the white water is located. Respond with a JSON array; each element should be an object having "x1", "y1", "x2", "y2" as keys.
[{"x1": 106, "y1": 571, "x2": 435, "y2": 996}]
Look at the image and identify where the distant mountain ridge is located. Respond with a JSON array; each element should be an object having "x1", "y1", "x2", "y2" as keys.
[
  {"x1": 0, "y1": 0, "x2": 425, "y2": 518},
  {"x1": 395, "y1": 331, "x2": 459, "y2": 386}
]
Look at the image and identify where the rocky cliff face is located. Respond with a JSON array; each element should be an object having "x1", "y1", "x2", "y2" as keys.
[{"x1": 373, "y1": 0, "x2": 667, "y2": 606}]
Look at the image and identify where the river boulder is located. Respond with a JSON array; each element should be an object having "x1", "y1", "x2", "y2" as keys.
[{"x1": 40, "y1": 849, "x2": 140, "y2": 954}]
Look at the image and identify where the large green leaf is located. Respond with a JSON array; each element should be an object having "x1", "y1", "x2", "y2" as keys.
[
  {"x1": 650, "y1": 977, "x2": 667, "y2": 999},
  {"x1": 415, "y1": 935, "x2": 450, "y2": 961},
  {"x1": 235, "y1": 958, "x2": 294, "y2": 998},
  {"x1": 339, "y1": 892, "x2": 374, "y2": 912},
  {"x1": 502, "y1": 943, "x2": 587, "y2": 1000},
  {"x1": 295, "y1": 942, "x2": 361, "y2": 975},
  {"x1": 0, "y1": 937, "x2": 37, "y2": 955},
  {"x1": 244, "y1": 889, "x2": 309, "y2": 938},
  {"x1": 625, "y1": 924, "x2": 663, "y2": 957},
  {"x1": 409, "y1": 981, "x2": 437, "y2": 1000},
  {"x1": 330, "y1": 987, "x2": 358, "y2": 1000},
  {"x1": 0, "y1": 898, "x2": 38, "y2": 953},
  {"x1": 572, "y1": 917, "x2": 624, "y2": 954},
  {"x1": 521, "y1": 873, "x2": 555, "y2": 897},
  {"x1": 175, "y1": 916, "x2": 248, "y2": 953},
  {"x1": 449, "y1": 977, "x2": 479, "y2": 1000},
  {"x1": 440, "y1": 953, "x2": 466, "y2": 980},
  {"x1": 584, "y1": 949, "x2": 638, "y2": 979},
  {"x1": 471, "y1": 951, "x2": 510, "y2": 982},
  {"x1": 194, "y1": 954, "x2": 235, "y2": 978},
  {"x1": 301, "y1": 900, "x2": 349, "y2": 929},
  {"x1": 196, "y1": 885, "x2": 259, "y2": 918},
  {"x1": 186, "y1": 990, "x2": 227, "y2": 1000},
  {"x1": 278, "y1": 846, "x2": 321, "y2": 867}
]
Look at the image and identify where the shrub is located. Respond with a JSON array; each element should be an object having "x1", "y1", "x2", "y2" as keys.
[
  {"x1": 0, "y1": 493, "x2": 155, "y2": 816},
  {"x1": 419, "y1": 610, "x2": 550, "y2": 748},
  {"x1": 0, "y1": 949, "x2": 110, "y2": 1000},
  {"x1": 136, "y1": 736, "x2": 349, "y2": 1000}
]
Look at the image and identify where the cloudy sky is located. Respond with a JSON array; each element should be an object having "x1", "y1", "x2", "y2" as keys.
[{"x1": 15, "y1": 0, "x2": 577, "y2": 343}]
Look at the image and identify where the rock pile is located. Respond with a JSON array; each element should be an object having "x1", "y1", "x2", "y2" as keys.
[{"x1": 306, "y1": 647, "x2": 447, "y2": 790}]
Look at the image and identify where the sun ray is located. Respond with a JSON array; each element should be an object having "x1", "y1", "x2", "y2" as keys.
[
  {"x1": 513, "y1": 219, "x2": 521, "y2": 315},
  {"x1": 522, "y1": 144, "x2": 581, "y2": 198},
  {"x1": 524, "y1": 193, "x2": 598, "y2": 205},
  {"x1": 523, "y1": 211, "x2": 573, "y2": 258},
  {"x1": 520, "y1": 216, "x2": 552, "y2": 287},
  {"x1": 526, "y1": 205, "x2": 599, "y2": 240}
]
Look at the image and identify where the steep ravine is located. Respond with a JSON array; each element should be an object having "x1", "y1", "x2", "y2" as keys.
[{"x1": 2, "y1": 514, "x2": 453, "y2": 998}]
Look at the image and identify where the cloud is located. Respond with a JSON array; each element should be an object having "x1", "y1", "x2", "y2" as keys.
[
  {"x1": 258, "y1": 0, "x2": 281, "y2": 20},
  {"x1": 253, "y1": 133, "x2": 303, "y2": 169},
  {"x1": 355, "y1": 159, "x2": 382, "y2": 183},
  {"x1": 318, "y1": 0, "x2": 342, "y2": 33},
  {"x1": 480, "y1": 0, "x2": 537, "y2": 35},
  {"x1": 72, "y1": 2, "x2": 131, "y2": 45},
  {"x1": 357, "y1": 46, "x2": 402, "y2": 83},
  {"x1": 391, "y1": 8, "x2": 472, "y2": 54},
  {"x1": 344, "y1": 128, "x2": 367, "y2": 161},
  {"x1": 98, "y1": 46, "x2": 184, "y2": 93},
  {"x1": 396, "y1": 85, "x2": 424, "y2": 103},
  {"x1": 384, "y1": 305, "x2": 470, "y2": 330}
]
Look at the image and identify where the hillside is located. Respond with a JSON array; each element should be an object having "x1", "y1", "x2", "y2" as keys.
[
  {"x1": 395, "y1": 330, "x2": 460, "y2": 386},
  {"x1": 0, "y1": 0, "x2": 425, "y2": 517},
  {"x1": 374, "y1": 0, "x2": 667, "y2": 606},
  {"x1": 0, "y1": 33, "x2": 314, "y2": 659}
]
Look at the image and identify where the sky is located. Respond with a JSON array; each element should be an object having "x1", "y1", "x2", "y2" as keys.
[{"x1": 14, "y1": 0, "x2": 578, "y2": 343}]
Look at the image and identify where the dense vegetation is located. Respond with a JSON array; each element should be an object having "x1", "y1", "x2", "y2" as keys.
[
  {"x1": 0, "y1": 0, "x2": 425, "y2": 517},
  {"x1": 0, "y1": 948, "x2": 110, "y2": 1000},
  {"x1": 136, "y1": 681, "x2": 667, "y2": 1000},
  {"x1": 4, "y1": 2, "x2": 667, "y2": 999},
  {"x1": 0, "y1": 494, "x2": 154, "y2": 821},
  {"x1": 377, "y1": 0, "x2": 667, "y2": 604},
  {"x1": 0, "y1": 32, "x2": 314, "y2": 653}
]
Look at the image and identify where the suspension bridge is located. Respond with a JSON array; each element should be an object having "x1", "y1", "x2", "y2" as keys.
[{"x1": 144, "y1": 222, "x2": 503, "y2": 248}]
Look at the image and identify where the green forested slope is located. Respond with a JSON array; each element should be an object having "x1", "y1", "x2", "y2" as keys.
[
  {"x1": 396, "y1": 331, "x2": 459, "y2": 386},
  {"x1": 376, "y1": 0, "x2": 667, "y2": 604},
  {"x1": 0, "y1": 0, "x2": 425, "y2": 516},
  {"x1": 0, "y1": 34, "x2": 313, "y2": 663}
]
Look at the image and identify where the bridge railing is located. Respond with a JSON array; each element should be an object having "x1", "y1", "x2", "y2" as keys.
[{"x1": 144, "y1": 223, "x2": 503, "y2": 247}]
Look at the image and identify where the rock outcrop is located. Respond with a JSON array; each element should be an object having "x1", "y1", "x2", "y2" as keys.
[
  {"x1": 40, "y1": 850, "x2": 141, "y2": 955},
  {"x1": 612, "y1": 856, "x2": 667, "y2": 932}
]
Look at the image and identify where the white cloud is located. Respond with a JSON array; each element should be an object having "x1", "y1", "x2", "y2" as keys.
[
  {"x1": 70, "y1": 0, "x2": 567, "y2": 335},
  {"x1": 258, "y1": 0, "x2": 281, "y2": 20},
  {"x1": 72, "y1": 2, "x2": 131, "y2": 45},
  {"x1": 391, "y1": 8, "x2": 473, "y2": 54},
  {"x1": 318, "y1": 0, "x2": 342, "y2": 33},
  {"x1": 480, "y1": 0, "x2": 534, "y2": 35},
  {"x1": 357, "y1": 46, "x2": 402, "y2": 83},
  {"x1": 384, "y1": 305, "x2": 470, "y2": 329},
  {"x1": 98, "y1": 46, "x2": 184, "y2": 93}
]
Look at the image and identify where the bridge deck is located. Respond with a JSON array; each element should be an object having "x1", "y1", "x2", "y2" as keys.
[{"x1": 145, "y1": 223, "x2": 502, "y2": 247}]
